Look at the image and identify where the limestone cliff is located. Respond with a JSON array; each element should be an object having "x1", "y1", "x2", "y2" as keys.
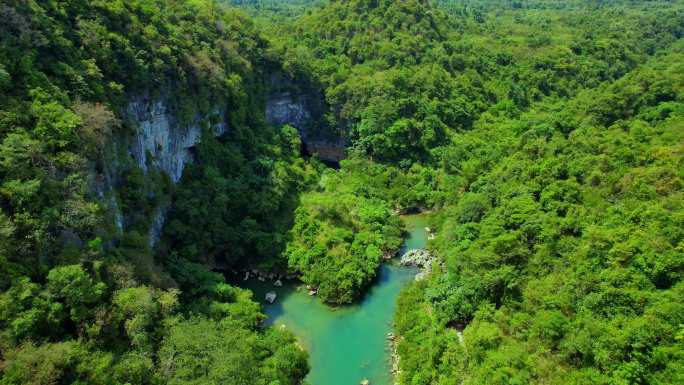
[
  {"x1": 105, "y1": 75, "x2": 345, "y2": 246},
  {"x1": 99, "y1": 96, "x2": 227, "y2": 245},
  {"x1": 123, "y1": 97, "x2": 228, "y2": 244},
  {"x1": 125, "y1": 98, "x2": 227, "y2": 184},
  {"x1": 265, "y1": 75, "x2": 346, "y2": 163}
]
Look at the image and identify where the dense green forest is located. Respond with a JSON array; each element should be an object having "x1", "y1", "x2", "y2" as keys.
[
  {"x1": 225, "y1": 0, "x2": 325, "y2": 20},
  {"x1": 1, "y1": 0, "x2": 683, "y2": 384},
  {"x1": 395, "y1": 48, "x2": 684, "y2": 385},
  {"x1": 0, "y1": 0, "x2": 309, "y2": 383}
]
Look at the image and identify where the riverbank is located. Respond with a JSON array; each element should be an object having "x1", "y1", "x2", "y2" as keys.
[{"x1": 233, "y1": 213, "x2": 429, "y2": 385}]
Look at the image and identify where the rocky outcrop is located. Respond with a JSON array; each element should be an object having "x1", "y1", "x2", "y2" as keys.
[
  {"x1": 127, "y1": 97, "x2": 227, "y2": 244},
  {"x1": 105, "y1": 74, "x2": 342, "y2": 246},
  {"x1": 265, "y1": 74, "x2": 346, "y2": 163},
  {"x1": 388, "y1": 331, "x2": 401, "y2": 384},
  {"x1": 265, "y1": 91, "x2": 311, "y2": 130},
  {"x1": 148, "y1": 206, "x2": 168, "y2": 246},
  {"x1": 399, "y1": 249, "x2": 433, "y2": 268},
  {"x1": 126, "y1": 97, "x2": 227, "y2": 184},
  {"x1": 103, "y1": 73, "x2": 348, "y2": 247},
  {"x1": 101, "y1": 96, "x2": 228, "y2": 245},
  {"x1": 305, "y1": 285, "x2": 318, "y2": 296},
  {"x1": 303, "y1": 140, "x2": 346, "y2": 163},
  {"x1": 399, "y1": 249, "x2": 436, "y2": 282}
]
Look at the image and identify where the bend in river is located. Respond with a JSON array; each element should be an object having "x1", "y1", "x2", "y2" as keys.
[{"x1": 241, "y1": 213, "x2": 428, "y2": 385}]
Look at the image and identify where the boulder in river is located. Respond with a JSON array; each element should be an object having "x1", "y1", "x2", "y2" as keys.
[
  {"x1": 399, "y1": 248, "x2": 433, "y2": 268},
  {"x1": 274, "y1": 279, "x2": 283, "y2": 287},
  {"x1": 360, "y1": 379, "x2": 370, "y2": 385},
  {"x1": 265, "y1": 291, "x2": 277, "y2": 303},
  {"x1": 305, "y1": 285, "x2": 317, "y2": 295}
]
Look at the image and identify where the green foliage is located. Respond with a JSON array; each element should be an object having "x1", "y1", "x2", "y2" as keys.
[
  {"x1": 271, "y1": 0, "x2": 684, "y2": 163},
  {"x1": 285, "y1": 160, "x2": 406, "y2": 303},
  {"x1": 47, "y1": 264, "x2": 105, "y2": 324},
  {"x1": 0, "y1": 340, "x2": 114, "y2": 385},
  {"x1": 0, "y1": 277, "x2": 61, "y2": 346},
  {"x1": 225, "y1": 0, "x2": 326, "y2": 21},
  {"x1": 2, "y1": 0, "x2": 684, "y2": 383},
  {"x1": 395, "y1": 45, "x2": 684, "y2": 385},
  {"x1": 159, "y1": 316, "x2": 308, "y2": 385},
  {"x1": 0, "y1": 1, "x2": 308, "y2": 384},
  {"x1": 111, "y1": 286, "x2": 178, "y2": 351},
  {"x1": 162, "y1": 124, "x2": 315, "y2": 268}
]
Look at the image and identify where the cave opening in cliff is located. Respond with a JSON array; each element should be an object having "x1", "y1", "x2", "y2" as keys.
[{"x1": 300, "y1": 140, "x2": 340, "y2": 169}]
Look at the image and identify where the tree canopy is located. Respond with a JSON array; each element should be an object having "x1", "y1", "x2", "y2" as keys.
[{"x1": 1, "y1": 0, "x2": 683, "y2": 384}]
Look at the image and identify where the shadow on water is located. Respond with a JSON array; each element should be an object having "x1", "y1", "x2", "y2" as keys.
[{"x1": 224, "y1": 272, "x2": 301, "y2": 322}]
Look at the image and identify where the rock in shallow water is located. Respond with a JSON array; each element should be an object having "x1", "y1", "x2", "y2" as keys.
[
  {"x1": 399, "y1": 249, "x2": 433, "y2": 268},
  {"x1": 265, "y1": 291, "x2": 277, "y2": 303}
]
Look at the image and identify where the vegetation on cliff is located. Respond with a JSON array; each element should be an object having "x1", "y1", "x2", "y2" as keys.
[
  {"x1": 0, "y1": 1, "x2": 308, "y2": 384},
  {"x1": 1, "y1": 0, "x2": 684, "y2": 384},
  {"x1": 265, "y1": 0, "x2": 684, "y2": 382}
]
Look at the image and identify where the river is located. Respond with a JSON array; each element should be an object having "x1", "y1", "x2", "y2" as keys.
[{"x1": 242, "y1": 213, "x2": 428, "y2": 385}]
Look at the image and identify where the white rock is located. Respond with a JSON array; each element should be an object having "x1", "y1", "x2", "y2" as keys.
[
  {"x1": 265, "y1": 291, "x2": 277, "y2": 304},
  {"x1": 266, "y1": 91, "x2": 311, "y2": 128},
  {"x1": 399, "y1": 248, "x2": 433, "y2": 268},
  {"x1": 125, "y1": 98, "x2": 227, "y2": 246}
]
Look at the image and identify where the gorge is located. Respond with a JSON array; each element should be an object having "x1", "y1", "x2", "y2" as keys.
[
  {"x1": 238, "y1": 214, "x2": 428, "y2": 385},
  {"x1": 1, "y1": 1, "x2": 683, "y2": 385}
]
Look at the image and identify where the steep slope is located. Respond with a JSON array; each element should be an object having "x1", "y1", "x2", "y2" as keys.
[
  {"x1": 394, "y1": 31, "x2": 684, "y2": 385},
  {"x1": 273, "y1": 0, "x2": 684, "y2": 305},
  {"x1": 225, "y1": 0, "x2": 326, "y2": 20},
  {"x1": 1, "y1": 0, "x2": 683, "y2": 383},
  {"x1": 0, "y1": 1, "x2": 309, "y2": 383}
]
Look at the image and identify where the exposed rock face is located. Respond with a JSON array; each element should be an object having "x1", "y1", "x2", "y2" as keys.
[
  {"x1": 92, "y1": 167, "x2": 124, "y2": 233},
  {"x1": 265, "y1": 91, "x2": 311, "y2": 129},
  {"x1": 126, "y1": 97, "x2": 227, "y2": 245},
  {"x1": 400, "y1": 249, "x2": 435, "y2": 282},
  {"x1": 399, "y1": 249, "x2": 433, "y2": 268},
  {"x1": 265, "y1": 75, "x2": 346, "y2": 163},
  {"x1": 101, "y1": 96, "x2": 228, "y2": 245},
  {"x1": 304, "y1": 141, "x2": 346, "y2": 163},
  {"x1": 148, "y1": 206, "x2": 168, "y2": 246},
  {"x1": 126, "y1": 98, "x2": 227, "y2": 183},
  {"x1": 106, "y1": 74, "x2": 344, "y2": 246}
]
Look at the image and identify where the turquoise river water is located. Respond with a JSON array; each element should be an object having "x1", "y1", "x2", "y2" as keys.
[{"x1": 242, "y1": 214, "x2": 428, "y2": 385}]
